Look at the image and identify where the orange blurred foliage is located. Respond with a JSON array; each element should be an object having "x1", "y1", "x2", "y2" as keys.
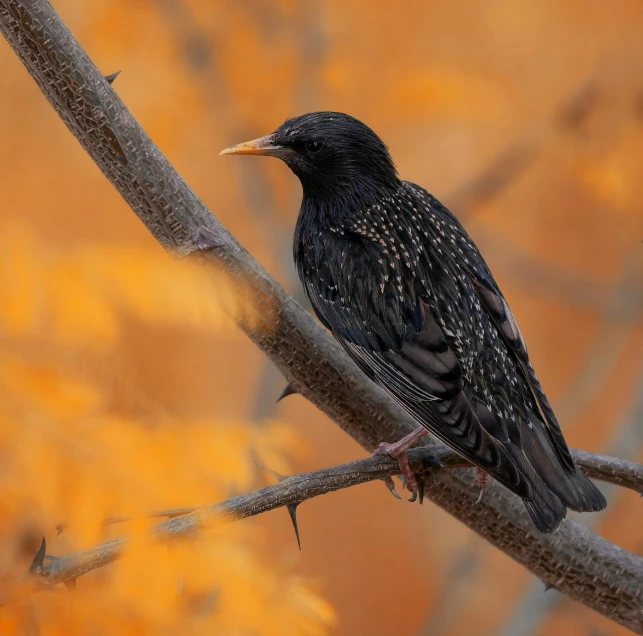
[{"x1": 0, "y1": 223, "x2": 334, "y2": 634}]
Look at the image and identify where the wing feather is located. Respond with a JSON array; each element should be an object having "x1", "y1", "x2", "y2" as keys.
[
  {"x1": 468, "y1": 275, "x2": 576, "y2": 471},
  {"x1": 308, "y1": 286, "x2": 538, "y2": 500}
]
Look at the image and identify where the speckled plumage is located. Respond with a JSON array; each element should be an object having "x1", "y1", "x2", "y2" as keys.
[{"x1": 227, "y1": 112, "x2": 607, "y2": 532}]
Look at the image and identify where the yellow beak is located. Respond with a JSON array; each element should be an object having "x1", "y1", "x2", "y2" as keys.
[{"x1": 219, "y1": 134, "x2": 281, "y2": 156}]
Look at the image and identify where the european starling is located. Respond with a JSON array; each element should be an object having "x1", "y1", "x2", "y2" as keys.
[{"x1": 221, "y1": 112, "x2": 607, "y2": 533}]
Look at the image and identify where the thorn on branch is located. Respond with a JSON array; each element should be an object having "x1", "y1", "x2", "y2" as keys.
[
  {"x1": 253, "y1": 461, "x2": 302, "y2": 549},
  {"x1": 28, "y1": 537, "x2": 46, "y2": 574},
  {"x1": 253, "y1": 460, "x2": 287, "y2": 483},
  {"x1": 276, "y1": 383, "x2": 298, "y2": 403},
  {"x1": 191, "y1": 227, "x2": 226, "y2": 253},
  {"x1": 417, "y1": 477, "x2": 425, "y2": 505},
  {"x1": 286, "y1": 504, "x2": 301, "y2": 551},
  {"x1": 104, "y1": 70, "x2": 121, "y2": 85}
]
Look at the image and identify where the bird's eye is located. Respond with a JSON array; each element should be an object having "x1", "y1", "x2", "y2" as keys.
[{"x1": 306, "y1": 140, "x2": 323, "y2": 153}]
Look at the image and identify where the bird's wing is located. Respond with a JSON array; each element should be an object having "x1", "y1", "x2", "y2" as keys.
[
  {"x1": 302, "y1": 242, "x2": 599, "y2": 530},
  {"x1": 465, "y1": 266, "x2": 576, "y2": 471},
  {"x1": 304, "y1": 273, "x2": 532, "y2": 499},
  {"x1": 423, "y1": 198, "x2": 577, "y2": 471},
  {"x1": 415, "y1": 194, "x2": 603, "y2": 516}
]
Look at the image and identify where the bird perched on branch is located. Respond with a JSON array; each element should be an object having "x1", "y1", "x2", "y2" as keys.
[{"x1": 221, "y1": 112, "x2": 606, "y2": 533}]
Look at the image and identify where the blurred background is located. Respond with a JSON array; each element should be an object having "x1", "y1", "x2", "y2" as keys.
[{"x1": 1, "y1": 0, "x2": 642, "y2": 634}]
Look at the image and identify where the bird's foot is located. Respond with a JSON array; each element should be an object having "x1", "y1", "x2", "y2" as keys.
[
  {"x1": 372, "y1": 427, "x2": 428, "y2": 501},
  {"x1": 475, "y1": 467, "x2": 488, "y2": 504}
]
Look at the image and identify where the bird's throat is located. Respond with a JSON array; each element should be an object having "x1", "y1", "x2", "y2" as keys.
[{"x1": 299, "y1": 176, "x2": 400, "y2": 226}]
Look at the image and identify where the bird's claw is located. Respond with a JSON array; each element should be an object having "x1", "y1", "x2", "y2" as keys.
[
  {"x1": 401, "y1": 473, "x2": 421, "y2": 503},
  {"x1": 372, "y1": 427, "x2": 431, "y2": 503},
  {"x1": 382, "y1": 474, "x2": 423, "y2": 503},
  {"x1": 382, "y1": 476, "x2": 402, "y2": 500}
]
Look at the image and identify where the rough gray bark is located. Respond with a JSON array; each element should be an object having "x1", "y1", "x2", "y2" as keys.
[
  {"x1": 0, "y1": 1, "x2": 641, "y2": 630},
  {"x1": 571, "y1": 449, "x2": 643, "y2": 494}
]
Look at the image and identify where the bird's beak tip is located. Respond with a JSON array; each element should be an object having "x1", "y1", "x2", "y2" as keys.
[{"x1": 219, "y1": 135, "x2": 278, "y2": 157}]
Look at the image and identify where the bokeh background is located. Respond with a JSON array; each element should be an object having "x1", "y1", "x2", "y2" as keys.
[{"x1": 1, "y1": 0, "x2": 642, "y2": 634}]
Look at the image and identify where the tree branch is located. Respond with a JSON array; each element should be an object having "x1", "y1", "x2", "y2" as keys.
[
  {"x1": 1, "y1": 1, "x2": 642, "y2": 631},
  {"x1": 431, "y1": 447, "x2": 643, "y2": 495},
  {"x1": 35, "y1": 447, "x2": 643, "y2": 586},
  {"x1": 571, "y1": 449, "x2": 643, "y2": 494},
  {"x1": 55, "y1": 446, "x2": 642, "y2": 533}
]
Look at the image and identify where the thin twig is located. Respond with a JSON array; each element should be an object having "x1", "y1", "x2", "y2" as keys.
[
  {"x1": 36, "y1": 447, "x2": 643, "y2": 587},
  {"x1": 571, "y1": 449, "x2": 643, "y2": 494},
  {"x1": 39, "y1": 450, "x2": 437, "y2": 585},
  {"x1": 56, "y1": 446, "x2": 643, "y2": 533}
]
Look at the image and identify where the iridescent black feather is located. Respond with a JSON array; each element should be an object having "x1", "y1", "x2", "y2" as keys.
[{"x1": 266, "y1": 112, "x2": 606, "y2": 532}]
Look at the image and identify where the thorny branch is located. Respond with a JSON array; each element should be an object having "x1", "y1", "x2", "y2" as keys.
[
  {"x1": 28, "y1": 447, "x2": 643, "y2": 589},
  {"x1": 53, "y1": 446, "x2": 643, "y2": 535},
  {"x1": 0, "y1": 1, "x2": 642, "y2": 631}
]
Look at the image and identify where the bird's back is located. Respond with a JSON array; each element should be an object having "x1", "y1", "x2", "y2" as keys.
[{"x1": 295, "y1": 181, "x2": 606, "y2": 532}]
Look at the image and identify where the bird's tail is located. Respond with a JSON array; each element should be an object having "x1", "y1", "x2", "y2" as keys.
[
  {"x1": 523, "y1": 495, "x2": 566, "y2": 534},
  {"x1": 558, "y1": 468, "x2": 607, "y2": 512},
  {"x1": 518, "y1": 415, "x2": 607, "y2": 514},
  {"x1": 508, "y1": 446, "x2": 567, "y2": 533},
  {"x1": 521, "y1": 467, "x2": 605, "y2": 534}
]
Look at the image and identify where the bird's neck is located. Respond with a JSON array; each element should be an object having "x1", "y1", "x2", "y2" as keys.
[
  {"x1": 299, "y1": 176, "x2": 400, "y2": 227},
  {"x1": 293, "y1": 179, "x2": 402, "y2": 276}
]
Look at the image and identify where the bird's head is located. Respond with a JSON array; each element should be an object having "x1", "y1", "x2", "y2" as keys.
[{"x1": 220, "y1": 112, "x2": 399, "y2": 210}]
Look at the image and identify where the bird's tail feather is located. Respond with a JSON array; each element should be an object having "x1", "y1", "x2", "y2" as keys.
[
  {"x1": 519, "y1": 416, "x2": 607, "y2": 513},
  {"x1": 556, "y1": 467, "x2": 606, "y2": 513},
  {"x1": 523, "y1": 495, "x2": 566, "y2": 534},
  {"x1": 505, "y1": 442, "x2": 568, "y2": 533}
]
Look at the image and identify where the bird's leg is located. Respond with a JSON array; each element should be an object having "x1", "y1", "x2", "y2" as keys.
[
  {"x1": 475, "y1": 467, "x2": 488, "y2": 504},
  {"x1": 372, "y1": 427, "x2": 428, "y2": 500}
]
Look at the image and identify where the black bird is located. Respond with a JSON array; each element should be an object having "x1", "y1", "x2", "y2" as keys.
[{"x1": 221, "y1": 112, "x2": 606, "y2": 533}]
